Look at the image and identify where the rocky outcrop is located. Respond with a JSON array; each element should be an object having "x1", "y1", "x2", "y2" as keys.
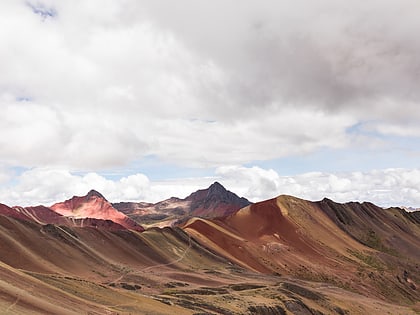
[{"x1": 247, "y1": 305, "x2": 287, "y2": 315}]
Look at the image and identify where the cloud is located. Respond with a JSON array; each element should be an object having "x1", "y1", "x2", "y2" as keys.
[
  {"x1": 140, "y1": 0, "x2": 420, "y2": 112},
  {"x1": 216, "y1": 165, "x2": 281, "y2": 200},
  {"x1": 1, "y1": 166, "x2": 420, "y2": 208},
  {"x1": 0, "y1": 167, "x2": 216, "y2": 206},
  {"x1": 215, "y1": 165, "x2": 420, "y2": 207},
  {"x1": 1, "y1": 0, "x2": 420, "y2": 219},
  {"x1": 0, "y1": 168, "x2": 149, "y2": 206},
  {"x1": 0, "y1": 0, "x2": 419, "y2": 172}
]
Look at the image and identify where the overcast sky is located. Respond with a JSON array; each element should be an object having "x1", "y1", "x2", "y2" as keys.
[{"x1": 1, "y1": 0, "x2": 420, "y2": 207}]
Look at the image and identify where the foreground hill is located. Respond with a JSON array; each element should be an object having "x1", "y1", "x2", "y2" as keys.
[
  {"x1": 0, "y1": 187, "x2": 419, "y2": 314},
  {"x1": 184, "y1": 195, "x2": 420, "y2": 308}
]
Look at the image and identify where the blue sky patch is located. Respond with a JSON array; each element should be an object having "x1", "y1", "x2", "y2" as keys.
[{"x1": 27, "y1": 2, "x2": 57, "y2": 20}]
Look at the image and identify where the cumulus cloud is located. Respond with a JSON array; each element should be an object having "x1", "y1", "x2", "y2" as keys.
[
  {"x1": 215, "y1": 165, "x2": 420, "y2": 207},
  {"x1": 0, "y1": 168, "x2": 149, "y2": 206},
  {"x1": 1, "y1": 166, "x2": 420, "y2": 208},
  {"x1": 216, "y1": 165, "x2": 281, "y2": 200},
  {"x1": 1, "y1": 1, "x2": 420, "y2": 208},
  {"x1": 0, "y1": 167, "x2": 216, "y2": 206},
  {"x1": 1, "y1": 0, "x2": 420, "y2": 172}
]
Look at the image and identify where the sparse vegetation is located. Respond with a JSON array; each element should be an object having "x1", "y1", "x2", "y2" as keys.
[
  {"x1": 360, "y1": 229, "x2": 399, "y2": 256},
  {"x1": 348, "y1": 249, "x2": 385, "y2": 270}
]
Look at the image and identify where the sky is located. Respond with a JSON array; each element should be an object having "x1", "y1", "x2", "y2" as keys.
[{"x1": 1, "y1": 0, "x2": 420, "y2": 207}]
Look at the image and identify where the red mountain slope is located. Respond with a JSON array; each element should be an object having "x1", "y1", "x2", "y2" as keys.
[
  {"x1": 183, "y1": 195, "x2": 420, "y2": 305},
  {"x1": 0, "y1": 203, "x2": 29, "y2": 221},
  {"x1": 51, "y1": 190, "x2": 144, "y2": 231},
  {"x1": 0, "y1": 204, "x2": 127, "y2": 231}
]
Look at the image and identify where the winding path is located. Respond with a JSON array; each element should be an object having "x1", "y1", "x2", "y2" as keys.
[{"x1": 110, "y1": 233, "x2": 193, "y2": 284}]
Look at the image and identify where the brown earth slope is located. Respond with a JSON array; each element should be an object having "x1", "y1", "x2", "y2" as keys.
[
  {"x1": 1, "y1": 212, "x2": 417, "y2": 315},
  {"x1": 1, "y1": 192, "x2": 419, "y2": 314},
  {"x1": 184, "y1": 195, "x2": 420, "y2": 309}
]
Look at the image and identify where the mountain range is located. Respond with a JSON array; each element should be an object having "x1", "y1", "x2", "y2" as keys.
[{"x1": 0, "y1": 182, "x2": 419, "y2": 314}]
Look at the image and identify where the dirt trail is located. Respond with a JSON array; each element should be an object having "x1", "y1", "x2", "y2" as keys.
[{"x1": 110, "y1": 234, "x2": 192, "y2": 284}]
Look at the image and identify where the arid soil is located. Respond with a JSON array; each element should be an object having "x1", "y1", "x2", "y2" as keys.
[{"x1": 0, "y1": 187, "x2": 419, "y2": 314}]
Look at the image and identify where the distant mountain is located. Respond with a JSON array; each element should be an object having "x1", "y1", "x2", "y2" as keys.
[
  {"x1": 401, "y1": 206, "x2": 420, "y2": 212},
  {"x1": 0, "y1": 202, "x2": 128, "y2": 231},
  {"x1": 185, "y1": 181, "x2": 251, "y2": 217},
  {"x1": 113, "y1": 182, "x2": 251, "y2": 227},
  {"x1": 1, "y1": 183, "x2": 249, "y2": 231},
  {"x1": 0, "y1": 203, "x2": 30, "y2": 221},
  {"x1": 51, "y1": 189, "x2": 144, "y2": 231}
]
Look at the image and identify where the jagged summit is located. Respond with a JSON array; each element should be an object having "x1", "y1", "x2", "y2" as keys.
[
  {"x1": 186, "y1": 181, "x2": 236, "y2": 200},
  {"x1": 112, "y1": 182, "x2": 252, "y2": 226},
  {"x1": 207, "y1": 181, "x2": 226, "y2": 193},
  {"x1": 86, "y1": 189, "x2": 106, "y2": 200},
  {"x1": 185, "y1": 182, "x2": 251, "y2": 217}
]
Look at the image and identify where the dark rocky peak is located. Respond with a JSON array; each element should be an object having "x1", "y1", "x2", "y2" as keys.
[
  {"x1": 186, "y1": 182, "x2": 228, "y2": 201},
  {"x1": 186, "y1": 182, "x2": 251, "y2": 215},
  {"x1": 205, "y1": 182, "x2": 249, "y2": 205},
  {"x1": 207, "y1": 181, "x2": 227, "y2": 195},
  {"x1": 86, "y1": 189, "x2": 107, "y2": 201}
]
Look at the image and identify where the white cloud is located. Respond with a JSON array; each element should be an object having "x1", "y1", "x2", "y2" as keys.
[
  {"x1": 215, "y1": 165, "x2": 420, "y2": 208},
  {"x1": 0, "y1": 168, "x2": 146, "y2": 206},
  {"x1": 1, "y1": 166, "x2": 420, "y2": 208},
  {"x1": 0, "y1": 167, "x2": 215, "y2": 206},
  {"x1": 216, "y1": 165, "x2": 281, "y2": 200},
  {"x1": 0, "y1": 1, "x2": 420, "y2": 209},
  {"x1": 0, "y1": 0, "x2": 419, "y2": 172}
]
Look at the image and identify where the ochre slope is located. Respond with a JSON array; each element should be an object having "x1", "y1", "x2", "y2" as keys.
[
  {"x1": 0, "y1": 214, "x2": 230, "y2": 282},
  {"x1": 0, "y1": 215, "x2": 231, "y2": 314},
  {"x1": 184, "y1": 197, "x2": 366, "y2": 274},
  {"x1": 318, "y1": 198, "x2": 420, "y2": 260},
  {"x1": 1, "y1": 205, "x2": 419, "y2": 314},
  {"x1": 183, "y1": 195, "x2": 420, "y2": 305},
  {"x1": 0, "y1": 259, "x2": 195, "y2": 315}
]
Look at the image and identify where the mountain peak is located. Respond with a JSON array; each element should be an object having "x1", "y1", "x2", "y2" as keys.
[
  {"x1": 51, "y1": 190, "x2": 144, "y2": 231},
  {"x1": 86, "y1": 189, "x2": 106, "y2": 200},
  {"x1": 184, "y1": 182, "x2": 251, "y2": 218},
  {"x1": 208, "y1": 181, "x2": 227, "y2": 194}
]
